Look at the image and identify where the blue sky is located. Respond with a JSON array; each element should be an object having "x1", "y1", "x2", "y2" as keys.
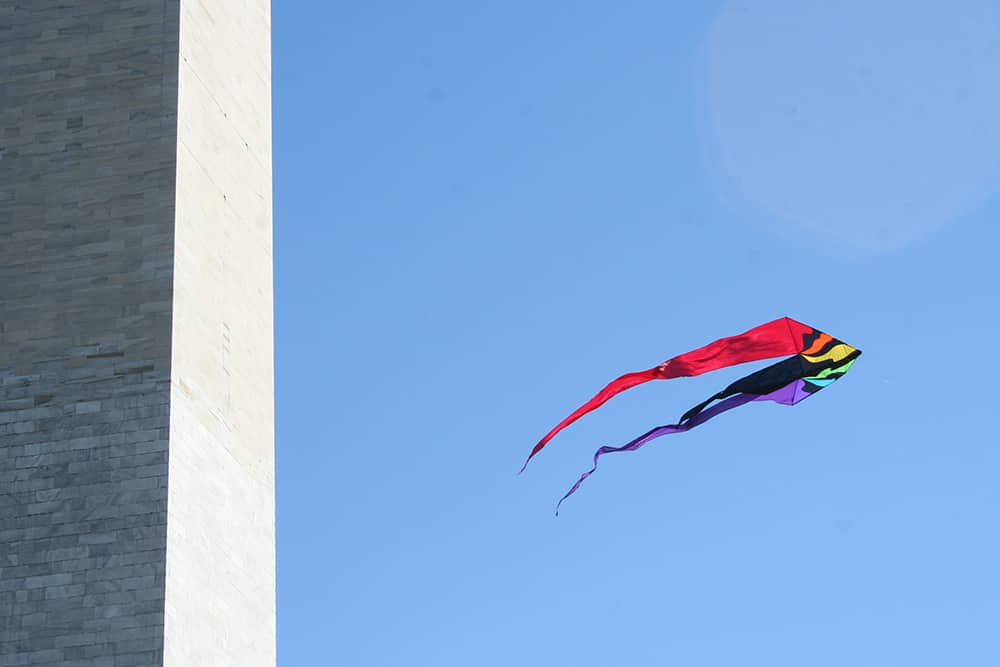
[{"x1": 273, "y1": 2, "x2": 1000, "y2": 664}]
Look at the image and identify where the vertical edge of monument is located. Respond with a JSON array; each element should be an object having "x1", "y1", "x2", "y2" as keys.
[{"x1": 162, "y1": 0, "x2": 276, "y2": 664}]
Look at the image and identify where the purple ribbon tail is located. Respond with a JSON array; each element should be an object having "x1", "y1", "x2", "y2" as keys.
[
  {"x1": 554, "y1": 392, "x2": 768, "y2": 513},
  {"x1": 555, "y1": 424, "x2": 682, "y2": 514}
]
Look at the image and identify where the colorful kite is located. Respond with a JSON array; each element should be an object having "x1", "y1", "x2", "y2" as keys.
[{"x1": 520, "y1": 317, "x2": 860, "y2": 511}]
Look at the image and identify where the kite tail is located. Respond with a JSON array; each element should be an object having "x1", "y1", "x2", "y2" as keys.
[
  {"x1": 554, "y1": 392, "x2": 761, "y2": 513},
  {"x1": 555, "y1": 424, "x2": 681, "y2": 514},
  {"x1": 520, "y1": 368, "x2": 662, "y2": 473}
]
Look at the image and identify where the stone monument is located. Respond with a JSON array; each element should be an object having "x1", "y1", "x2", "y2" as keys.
[{"x1": 0, "y1": 1, "x2": 275, "y2": 664}]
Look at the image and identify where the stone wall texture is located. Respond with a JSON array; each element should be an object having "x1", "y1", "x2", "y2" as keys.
[
  {"x1": 0, "y1": 1, "x2": 273, "y2": 665},
  {"x1": 163, "y1": 0, "x2": 275, "y2": 663}
]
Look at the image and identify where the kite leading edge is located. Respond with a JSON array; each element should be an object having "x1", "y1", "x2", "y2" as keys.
[{"x1": 521, "y1": 317, "x2": 861, "y2": 512}]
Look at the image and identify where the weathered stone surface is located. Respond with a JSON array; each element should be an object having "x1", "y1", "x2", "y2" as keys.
[
  {"x1": 0, "y1": 1, "x2": 273, "y2": 664},
  {"x1": 163, "y1": 0, "x2": 275, "y2": 664}
]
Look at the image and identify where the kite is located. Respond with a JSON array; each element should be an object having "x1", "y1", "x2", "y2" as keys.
[{"x1": 519, "y1": 317, "x2": 860, "y2": 511}]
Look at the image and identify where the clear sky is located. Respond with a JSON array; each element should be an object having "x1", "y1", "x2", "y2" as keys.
[{"x1": 272, "y1": 2, "x2": 1000, "y2": 665}]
